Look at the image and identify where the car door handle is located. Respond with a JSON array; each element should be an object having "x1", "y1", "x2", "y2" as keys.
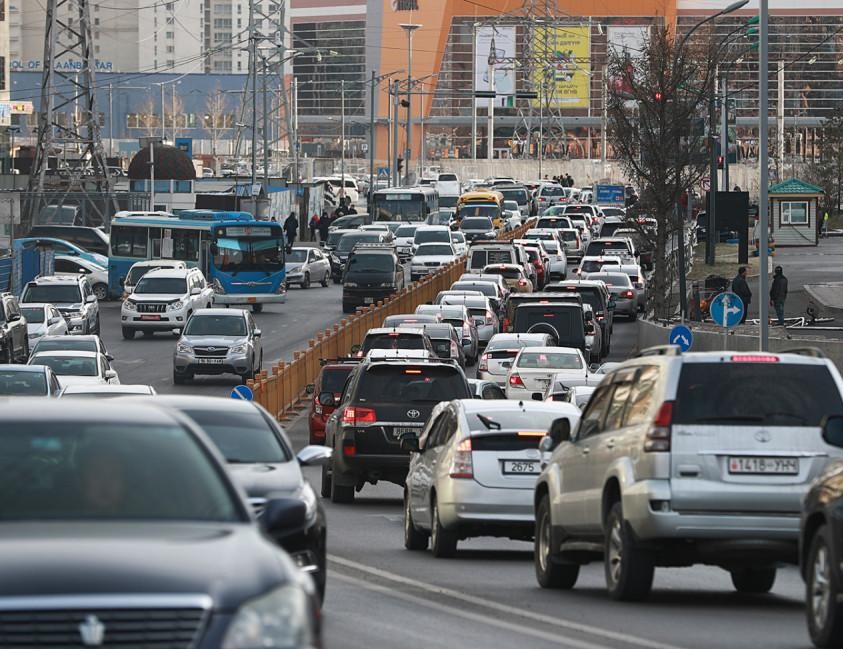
[
  {"x1": 605, "y1": 438, "x2": 616, "y2": 449},
  {"x1": 581, "y1": 447, "x2": 590, "y2": 456}
]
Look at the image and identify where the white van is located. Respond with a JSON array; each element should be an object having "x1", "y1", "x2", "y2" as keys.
[
  {"x1": 314, "y1": 175, "x2": 360, "y2": 204},
  {"x1": 436, "y1": 172, "x2": 461, "y2": 209}
]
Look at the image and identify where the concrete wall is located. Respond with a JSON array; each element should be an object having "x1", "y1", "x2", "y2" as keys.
[{"x1": 637, "y1": 319, "x2": 843, "y2": 373}]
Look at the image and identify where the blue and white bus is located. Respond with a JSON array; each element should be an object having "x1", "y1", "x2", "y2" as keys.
[{"x1": 108, "y1": 210, "x2": 286, "y2": 310}]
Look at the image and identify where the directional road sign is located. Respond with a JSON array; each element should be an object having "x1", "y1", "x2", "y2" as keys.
[
  {"x1": 377, "y1": 166, "x2": 390, "y2": 179},
  {"x1": 669, "y1": 324, "x2": 693, "y2": 352},
  {"x1": 710, "y1": 291, "x2": 744, "y2": 329},
  {"x1": 231, "y1": 384, "x2": 254, "y2": 401}
]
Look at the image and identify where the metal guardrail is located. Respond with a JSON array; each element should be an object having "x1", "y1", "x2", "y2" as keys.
[{"x1": 247, "y1": 219, "x2": 534, "y2": 420}]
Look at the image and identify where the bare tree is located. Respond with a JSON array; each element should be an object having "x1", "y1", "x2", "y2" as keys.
[
  {"x1": 607, "y1": 25, "x2": 719, "y2": 319},
  {"x1": 203, "y1": 86, "x2": 232, "y2": 174},
  {"x1": 803, "y1": 105, "x2": 843, "y2": 215}
]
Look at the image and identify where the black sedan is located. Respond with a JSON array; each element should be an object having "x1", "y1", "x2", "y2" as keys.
[
  {"x1": 801, "y1": 415, "x2": 843, "y2": 647},
  {"x1": 139, "y1": 395, "x2": 331, "y2": 601},
  {"x1": 0, "y1": 400, "x2": 320, "y2": 648}
]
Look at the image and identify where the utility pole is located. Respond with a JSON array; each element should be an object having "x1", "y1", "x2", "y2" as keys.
[
  {"x1": 293, "y1": 77, "x2": 299, "y2": 181},
  {"x1": 601, "y1": 64, "x2": 608, "y2": 169},
  {"x1": 777, "y1": 61, "x2": 785, "y2": 180},
  {"x1": 262, "y1": 56, "x2": 269, "y2": 188},
  {"x1": 108, "y1": 84, "x2": 113, "y2": 157},
  {"x1": 706, "y1": 72, "x2": 719, "y2": 266},
  {"x1": 392, "y1": 79, "x2": 400, "y2": 187},
  {"x1": 400, "y1": 24, "x2": 420, "y2": 186},
  {"x1": 759, "y1": 0, "x2": 770, "y2": 350},
  {"x1": 340, "y1": 79, "x2": 346, "y2": 198},
  {"x1": 160, "y1": 83, "x2": 166, "y2": 140},
  {"x1": 368, "y1": 70, "x2": 376, "y2": 206},
  {"x1": 472, "y1": 22, "x2": 477, "y2": 161},
  {"x1": 720, "y1": 76, "x2": 728, "y2": 190},
  {"x1": 487, "y1": 33, "x2": 496, "y2": 162},
  {"x1": 248, "y1": 0, "x2": 257, "y2": 188}
]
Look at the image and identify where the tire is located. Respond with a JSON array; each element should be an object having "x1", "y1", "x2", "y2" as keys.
[
  {"x1": 430, "y1": 496, "x2": 458, "y2": 558},
  {"x1": 252, "y1": 304, "x2": 263, "y2": 313},
  {"x1": 807, "y1": 526, "x2": 843, "y2": 647},
  {"x1": 330, "y1": 471, "x2": 355, "y2": 504},
  {"x1": 404, "y1": 491, "x2": 429, "y2": 551},
  {"x1": 173, "y1": 370, "x2": 187, "y2": 385},
  {"x1": 629, "y1": 311, "x2": 638, "y2": 322},
  {"x1": 121, "y1": 327, "x2": 135, "y2": 340},
  {"x1": 730, "y1": 566, "x2": 776, "y2": 594},
  {"x1": 604, "y1": 501, "x2": 654, "y2": 601},
  {"x1": 301, "y1": 272, "x2": 310, "y2": 289},
  {"x1": 93, "y1": 283, "x2": 108, "y2": 302},
  {"x1": 321, "y1": 272, "x2": 329, "y2": 287},
  {"x1": 535, "y1": 495, "x2": 579, "y2": 589},
  {"x1": 320, "y1": 464, "x2": 332, "y2": 498}
]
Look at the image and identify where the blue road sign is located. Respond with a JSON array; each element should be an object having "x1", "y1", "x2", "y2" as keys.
[
  {"x1": 377, "y1": 166, "x2": 390, "y2": 179},
  {"x1": 174, "y1": 137, "x2": 193, "y2": 158},
  {"x1": 669, "y1": 324, "x2": 693, "y2": 352},
  {"x1": 231, "y1": 384, "x2": 254, "y2": 401},
  {"x1": 710, "y1": 291, "x2": 745, "y2": 328}
]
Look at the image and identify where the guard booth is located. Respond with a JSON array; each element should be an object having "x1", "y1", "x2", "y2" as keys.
[{"x1": 768, "y1": 179, "x2": 823, "y2": 247}]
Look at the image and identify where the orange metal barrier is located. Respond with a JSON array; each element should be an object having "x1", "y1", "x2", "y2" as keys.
[{"x1": 247, "y1": 218, "x2": 535, "y2": 420}]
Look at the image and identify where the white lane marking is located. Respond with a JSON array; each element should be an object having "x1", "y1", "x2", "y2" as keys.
[
  {"x1": 330, "y1": 572, "x2": 610, "y2": 649},
  {"x1": 328, "y1": 554, "x2": 688, "y2": 649}
]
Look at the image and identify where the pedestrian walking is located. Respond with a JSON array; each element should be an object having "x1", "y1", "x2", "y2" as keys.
[
  {"x1": 309, "y1": 213, "x2": 320, "y2": 241},
  {"x1": 770, "y1": 265, "x2": 788, "y2": 327},
  {"x1": 319, "y1": 211, "x2": 331, "y2": 243},
  {"x1": 284, "y1": 211, "x2": 298, "y2": 249},
  {"x1": 731, "y1": 266, "x2": 752, "y2": 324},
  {"x1": 823, "y1": 210, "x2": 830, "y2": 238}
]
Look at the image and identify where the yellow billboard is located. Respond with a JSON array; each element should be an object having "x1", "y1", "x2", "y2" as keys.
[{"x1": 532, "y1": 26, "x2": 590, "y2": 109}]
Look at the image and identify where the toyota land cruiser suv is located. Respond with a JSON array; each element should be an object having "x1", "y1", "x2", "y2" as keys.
[
  {"x1": 321, "y1": 356, "x2": 471, "y2": 504},
  {"x1": 21, "y1": 275, "x2": 100, "y2": 335},
  {"x1": 0, "y1": 293, "x2": 29, "y2": 363},
  {"x1": 534, "y1": 346, "x2": 843, "y2": 602}
]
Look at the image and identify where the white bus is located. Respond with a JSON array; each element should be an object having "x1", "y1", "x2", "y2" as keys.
[{"x1": 372, "y1": 187, "x2": 438, "y2": 223}]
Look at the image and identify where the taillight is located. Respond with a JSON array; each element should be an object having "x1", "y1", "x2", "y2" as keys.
[
  {"x1": 644, "y1": 401, "x2": 674, "y2": 452},
  {"x1": 596, "y1": 312, "x2": 605, "y2": 321},
  {"x1": 485, "y1": 310, "x2": 494, "y2": 325},
  {"x1": 343, "y1": 439, "x2": 357, "y2": 456},
  {"x1": 509, "y1": 373, "x2": 524, "y2": 387},
  {"x1": 478, "y1": 353, "x2": 489, "y2": 371},
  {"x1": 462, "y1": 323, "x2": 471, "y2": 337},
  {"x1": 621, "y1": 290, "x2": 635, "y2": 299},
  {"x1": 451, "y1": 341, "x2": 460, "y2": 358},
  {"x1": 449, "y1": 437, "x2": 474, "y2": 479},
  {"x1": 341, "y1": 406, "x2": 377, "y2": 426},
  {"x1": 314, "y1": 398, "x2": 323, "y2": 415},
  {"x1": 503, "y1": 317, "x2": 510, "y2": 332}
]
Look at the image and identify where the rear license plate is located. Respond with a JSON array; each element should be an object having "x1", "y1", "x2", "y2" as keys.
[
  {"x1": 393, "y1": 426, "x2": 421, "y2": 439},
  {"x1": 140, "y1": 314, "x2": 161, "y2": 321},
  {"x1": 364, "y1": 297, "x2": 374, "y2": 304},
  {"x1": 502, "y1": 460, "x2": 541, "y2": 475},
  {"x1": 728, "y1": 456, "x2": 799, "y2": 475},
  {"x1": 197, "y1": 358, "x2": 225, "y2": 364}
]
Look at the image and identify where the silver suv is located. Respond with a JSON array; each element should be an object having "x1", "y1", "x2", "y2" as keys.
[
  {"x1": 534, "y1": 346, "x2": 843, "y2": 601},
  {"x1": 21, "y1": 275, "x2": 100, "y2": 335}
]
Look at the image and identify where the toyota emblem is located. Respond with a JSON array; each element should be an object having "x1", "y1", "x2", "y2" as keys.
[
  {"x1": 754, "y1": 430, "x2": 772, "y2": 443},
  {"x1": 407, "y1": 409, "x2": 421, "y2": 419}
]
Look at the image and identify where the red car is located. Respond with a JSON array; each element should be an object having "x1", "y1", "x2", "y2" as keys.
[{"x1": 307, "y1": 362, "x2": 356, "y2": 445}]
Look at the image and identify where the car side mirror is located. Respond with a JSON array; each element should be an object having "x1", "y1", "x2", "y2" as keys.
[
  {"x1": 261, "y1": 497, "x2": 308, "y2": 537},
  {"x1": 296, "y1": 445, "x2": 332, "y2": 466},
  {"x1": 400, "y1": 434, "x2": 420, "y2": 453},
  {"x1": 48, "y1": 316, "x2": 60, "y2": 325},
  {"x1": 86, "y1": 294, "x2": 97, "y2": 303},
  {"x1": 547, "y1": 417, "x2": 572, "y2": 450},
  {"x1": 190, "y1": 287, "x2": 201, "y2": 295},
  {"x1": 254, "y1": 329, "x2": 262, "y2": 337},
  {"x1": 318, "y1": 391, "x2": 336, "y2": 407},
  {"x1": 104, "y1": 369, "x2": 117, "y2": 380},
  {"x1": 588, "y1": 363, "x2": 599, "y2": 373},
  {"x1": 305, "y1": 383, "x2": 315, "y2": 395},
  {"x1": 8, "y1": 313, "x2": 20, "y2": 322},
  {"x1": 171, "y1": 328, "x2": 182, "y2": 335},
  {"x1": 608, "y1": 299, "x2": 616, "y2": 310},
  {"x1": 822, "y1": 415, "x2": 843, "y2": 448},
  {"x1": 106, "y1": 354, "x2": 114, "y2": 362}
]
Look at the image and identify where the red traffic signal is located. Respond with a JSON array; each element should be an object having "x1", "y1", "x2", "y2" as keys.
[
  {"x1": 717, "y1": 155, "x2": 724, "y2": 169},
  {"x1": 654, "y1": 91, "x2": 664, "y2": 101}
]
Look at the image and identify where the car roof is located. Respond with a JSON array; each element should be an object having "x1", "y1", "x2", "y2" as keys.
[
  {"x1": 133, "y1": 394, "x2": 268, "y2": 413},
  {"x1": 61, "y1": 384, "x2": 154, "y2": 394},
  {"x1": 191, "y1": 308, "x2": 248, "y2": 317},
  {"x1": 0, "y1": 400, "x2": 180, "y2": 426},
  {"x1": 31, "y1": 350, "x2": 100, "y2": 358},
  {"x1": 366, "y1": 327, "x2": 425, "y2": 336},
  {"x1": 27, "y1": 275, "x2": 81, "y2": 285},
  {"x1": 489, "y1": 333, "x2": 549, "y2": 343},
  {"x1": 0, "y1": 364, "x2": 49, "y2": 373},
  {"x1": 517, "y1": 346, "x2": 581, "y2": 355},
  {"x1": 143, "y1": 268, "x2": 192, "y2": 278}
]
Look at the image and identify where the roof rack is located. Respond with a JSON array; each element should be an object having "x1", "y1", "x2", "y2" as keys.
[
  {"x1": 319, "y1": 357, "x2": 362, "y2": 366},
  {"x1": 351, "y1": 242, "x2": 396, "y2": 250},
  {"x1": 780, "y1": 347, "x2": 827, "y2": 359},
  {"x1": 635, "y1": 345, "x2": 682, "y2": 358}
]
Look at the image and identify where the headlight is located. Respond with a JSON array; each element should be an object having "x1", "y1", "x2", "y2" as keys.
[
  {"x1": 123, "y1": 301, "x2": 137, "y2": 311},
  {"x1": 176, "y1": 342, "x2": 192, "y2": 353},
  {"x1": 344, "y1": 282, "x2": 357, "y2": 287},
  {"x1": 168, "y1": 300, "x2": 184, "y2": 311},
  {"x1": 221, "y1": 584, "x2": 313, "y2": 649},
  {"x1": 229, "y1": 344, "x2": 247, "y2": 354},
  {"x1": 294, "y1": 484, "x2": 318, "y2": 525}
]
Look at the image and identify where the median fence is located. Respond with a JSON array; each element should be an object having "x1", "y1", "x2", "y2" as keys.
[{"x1": 247, "y1": 220, "x2": 534, "y2": 420}]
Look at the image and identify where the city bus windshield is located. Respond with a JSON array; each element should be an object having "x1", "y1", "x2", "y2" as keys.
[
  {"x1": 373, "y1": 194, "x2": 425, "y2": 221},
  {"x1": 213, "y1": 236, "x2": 285, "y2": 273}
]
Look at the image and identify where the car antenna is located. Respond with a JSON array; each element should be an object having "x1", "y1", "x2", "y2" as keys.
[{"x1": 477, "y1": 414, "x2": 501, "y2": 430}]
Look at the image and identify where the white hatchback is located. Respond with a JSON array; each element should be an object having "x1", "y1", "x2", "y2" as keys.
[
  {"x1": 29, "y1": 350, "x2": 119, "y2": 387},
  {"x1": 505, "y1": 346, "x2": 587, "y2": 400}
]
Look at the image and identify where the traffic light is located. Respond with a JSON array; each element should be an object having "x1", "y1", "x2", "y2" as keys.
[
  {"x1": 654, "y1": 91, "x2": 664, "y2": 102},
  {"x1": 745, "y1": 15, "x2": 759, "y2": 49},
  {"x1": 397, "y1": 157, "x2": 404, "y2": 174},
  {"x1": 717, "y1": 155, "x2": 724, "y2": 170}
]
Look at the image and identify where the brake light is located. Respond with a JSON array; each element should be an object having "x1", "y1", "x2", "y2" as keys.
[
  {"x1": 509, "y1": 373, "x2": 524, "y2": 387},
  {"x1": 596, "y1": 313, "x2": 605, "y2": 321},
  {"x1": 341, "y1": 406, "x2": 377, "y2": 425},
  {"x1": 449, "y1": 437, "x2": 474, "y2": 479},
  {"x1": 463, "y1": 323, "x2": 471, "y2": 337},
  {"x1": 731, "y1": 355, "x2": 779, "y2": 363},
  {"x1": 342, "y1": 439, "x2": 357, "y2": 456},
  {"x1": 478, "y1": 353, "x2": 489, "y2": 371},
  {"x1": 621, "y1": 290, "x2": 635, "y2": 299},
  {"x1": 644, "y1": 401, "x2": 673, "y2": 452},
  {"x1": 451, "y1": 341, "x2": 460, "y2": 359}
]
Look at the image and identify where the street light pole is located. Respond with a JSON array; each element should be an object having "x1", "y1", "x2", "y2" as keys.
[
  {"x1": 392, "y1": 79, "x2": 400, "y2": 186},
  {"x1": 340, "y1": 79, "x2": 346, "y2": 198},
  {"x1": 262, "y1": 56, "x2": 269, "y2": 187},
  {"x1": 400, "y1": 24, "x2": 420, "y2": 186},
  {"x1": 248, "y1": 0, "x2": 257, "y2": 188},
  {"x1": 487, "y1": 33, "x2": 496, "y2": 162},
  {"x1": 759, "y1": 0, "x2": 770, "y2": 350},
  {"x1": 369, "y1": 69, "x2": 375, "y2": 205}
]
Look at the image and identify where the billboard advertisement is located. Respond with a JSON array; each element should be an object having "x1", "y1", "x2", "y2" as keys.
[
  {"x1": 474, "y1": 26, "x2": 516, "y2": 107},
  {"x1": 607, "y1": 26, "x2": 649, "y2": 97},
  {"x1": 532, "y1": 26, "x2": 590, "y2": 109}
]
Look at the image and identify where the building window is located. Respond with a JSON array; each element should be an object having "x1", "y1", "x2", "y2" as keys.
[
  {"x1": 781, "y1": 201, "x2": 809, "y2": 225},
  {"x1": 166, "y1": 16, "x2": 174, "y2": 24},
  {"x1": 213, "y1": 18, "x2": 231, "y2": 28},
  {"x1": 166, "y1": 45, "x2": 174, "y2": 53},
  {"x1": 165, "y1": 31, "x2": 174, "y2": 38},
  {"x1": 166, "y1": 59, "x2": 175, "y2": 68},
  {"x1": 0, "y1": 57, "x2": 5, "y2": 91},
  {"x1": 94, "y1": 17, "x2": 99, "y2": 25}
]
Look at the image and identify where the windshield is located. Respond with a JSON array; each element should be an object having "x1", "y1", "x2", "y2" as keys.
[
  {"x1": 213, "y1": 237, "x2": 285, "y2": 272},
  {"x1": 517, "y1": 350, "x2": 583, "y2": 369},
  {"x1": 21, "y1": 307, "x2": 45, "y2": 324},
  {"x1": 541, "y1": 185, "x2": 564, "y2": 196},
  {"x1": 457, "y1": 205, "x2": 498, "y2": 220},
  {"x1": 362, "y1": 333, "x2": 427, "y2": 353},
  {"x1": 347, "y1": 254, "x2": 395, "y2": 274},
  {"x1": 0, "y1": 421, "x2": 240, "y2": 521},
  {"x1": 452, "y1": 282, "x2": 495, "y2": 297},
  {"x1": 33, "y1": 355, "x2": 98, "y2": 376},
  {"x1": 414, "y1": 230, "x2": 450, "y2": 245},
  {"x1": 461, "y1": 217, "x2": 494, "y2": 230},
  {"x1": 33, "y1": 339, "x2": 98, "y2": 355},
  {"x1": 180, "y1": 409, "x2": 290, "y2": 463},
  {"x1": 337, "y1": 233, "x2": 379, "y2": 253},
  {"x1": 23, "y1": 285, "x2": 81, "y2": 304},
  {"x1": 322, "y1": 367, "x2": 353, "y2": 394},
  {"x1": 580, "y1": 260, "x2": 619, "y2": 273},
  {"x1": 327, "y1": 230, "x2": 351, "y2": 246},
  {"x1": 560, "y1": 230, "x2": 578, "y2": 241},
  {"x1": 0, "y1": 371, "x2": 48, "y2": 395},
  {"x1": 357, "y1": 365, "x2": 469, "y2": 402},
  {"x1": 674, "y1": 363, "x2": 843, "y2": 426},
  {"x1": 183, "y1": 315, "x2": 247, "y2": 337},
  {"x1": 395, "y1": 225, "x2": 419, "y2": 238},
  {"x1": 416, "y1": 244, "x2": 453, "y2": 256},
  {"x1": 286, "y1": 249, "x2": 308, "y2": 263},
  {"x1": 373, "y1": 195, "x2": 425, "y2": 221},
  {"x1": 499, "y1": 189, "x2": 528, "y2": 204},
  {"x1": 126, "y1": 264, "x2": 173, "y2": 285}
]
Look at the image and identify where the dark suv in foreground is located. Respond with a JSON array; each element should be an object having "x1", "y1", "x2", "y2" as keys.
[{"x1": 322, "y1": 356, "x2": 471, "y2": 503}]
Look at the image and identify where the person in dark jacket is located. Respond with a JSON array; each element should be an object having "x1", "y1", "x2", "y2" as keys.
[
  {"x1": 770, "y1": 265, "x2": 788, "y2": 326},
  {"x1": 731, "y1": 266, "x2": 752, "y2": 324},
  {"x1": 318, "y1": 210, "x2": 331, "y2": 243},
  {"x1": 284, "y1": 211, "x2": 298, "y2": 249}
]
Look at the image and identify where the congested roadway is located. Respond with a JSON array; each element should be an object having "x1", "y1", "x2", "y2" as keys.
[{"x1": 98, "y1": 289, "x2": 809, "y2": 649}]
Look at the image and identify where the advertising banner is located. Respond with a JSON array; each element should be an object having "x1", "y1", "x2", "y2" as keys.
[
  {"x1": 607, "y1": 26, "x2": 649, "y2": 97},
  {"x1": 532, "y1": 26, "x2": 590, "y2": 109},
  {"x1": 474, "y1": 26, "x2": 516, "y2": 107}
]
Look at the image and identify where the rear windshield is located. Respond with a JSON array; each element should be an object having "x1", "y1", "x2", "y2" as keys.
[
  {"x1": 600, "y1": 223, "x2": 625, "y2": 237},
  {"x1": 674, "y1": 363, "x2": 843, "y2": 427},
  {"x1": 487, "y1": 337, "x2": 547, "y2": 352},
  {"x1": 536, "y1": 218, "x2": 568, "y2": 229},
  {"x1": 415, "y1": 230, "x2": 451, "y2": 244},
  {"x1": 357, "y1": 366, "x2": 469, "y2": 403},
  {"x1": 499, "y1": 189, "x2": 528, "y2": 204},
  {"x1": 560, "y1": 231, "x2": 578, "y2": 241},
  {"x1": 586, "y1": 241, "x2": 629, "y2": 256},
  {"x1": 337, "y1": 234, "x2": 379, "y2": 253},
  {"x1": 516, "y1": 351, "x2": 583, "y2": 369},
  {"x1": 580, "y1": 260, "x2": 618, "y2": 273},
  {"x1": 541, "y1": 186, "x2": 564, "y2": 196},
  {"x1": 462, "y1": 217, "x2": 494, "y2": 230},
  {"x1": 321, "y1": 367, "x2": 353, "y2": 394},
  {"x1": 467, "y1": 410, "x2": 558, "y2": 432},
  {"x1": 484, "y1": 267, "x2": 520, "y2": 279},
  {"x1": 362, "y1": 333, "x2": 427, "y2": 353},
  {"x1": 452, "y1": 283, "x2": 495, "y2": 298},
  {"x1": 0, "y1": 371, "x2": 47, "y2": 396},
  {"x1": 471, "y1": 249, "x2": 512, "y2": 267}
]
